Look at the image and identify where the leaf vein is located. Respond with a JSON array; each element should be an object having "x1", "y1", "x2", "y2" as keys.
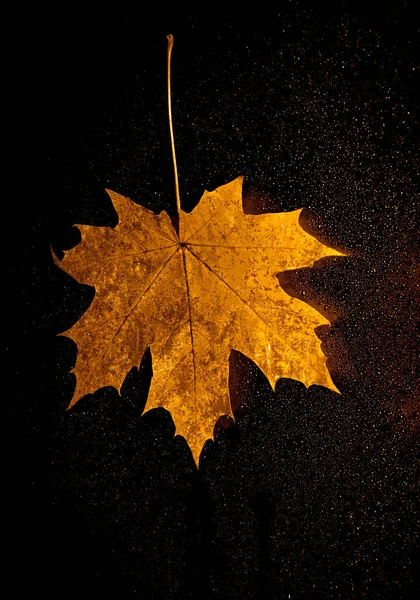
[{"x1": 91, "y1": 248, "x2": 179, "y2": 371}]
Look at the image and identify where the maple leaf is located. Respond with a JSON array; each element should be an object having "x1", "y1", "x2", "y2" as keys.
[{"x1": 53, "y1": 176, "x2": 342, "y2": 464}]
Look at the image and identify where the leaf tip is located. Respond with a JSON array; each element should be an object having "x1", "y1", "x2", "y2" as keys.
[
  {"x1": 66, "y1": 397, "x2": 77, "y2": 411},
  {"x1": 50, "y1": 244, "x2": 61, "y2": 266},
  {"x1": 104, "y1": 188, "x2": 116, "y2": 201}
]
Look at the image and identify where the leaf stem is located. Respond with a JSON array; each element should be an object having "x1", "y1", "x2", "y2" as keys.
[{"x1": 167, "y1": 34, "x2": 181, "y2": 216}]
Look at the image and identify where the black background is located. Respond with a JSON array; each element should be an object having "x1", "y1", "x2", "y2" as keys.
[{"x1": 15, "y1": 4, "x2": 419, "y2": 598}]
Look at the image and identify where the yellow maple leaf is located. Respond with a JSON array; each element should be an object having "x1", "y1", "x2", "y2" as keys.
[
  {"x1": 53, "y1": 176, "x2": 342, "y2": 464},
  {"x1": 53, "y1": 35, "x2": 344, "y2": 464}
]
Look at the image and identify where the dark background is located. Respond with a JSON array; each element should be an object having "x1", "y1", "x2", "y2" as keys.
[{"x1": 14, "y1": 4, "x2": 419, "y2": 598}]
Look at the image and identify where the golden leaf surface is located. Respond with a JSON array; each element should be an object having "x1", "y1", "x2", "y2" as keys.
[{"x1": 54, "y1": 177, "x2": 342, "y2": 464}]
